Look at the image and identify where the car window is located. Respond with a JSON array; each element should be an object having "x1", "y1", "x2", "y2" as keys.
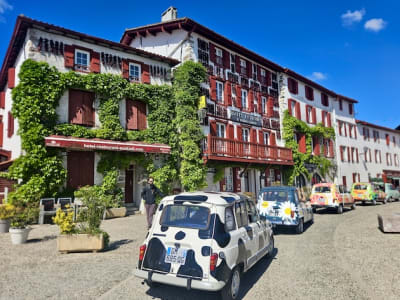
[
  {"x1": 240, "y1": 201, "x2": 249, "y2": 227},
  {"x1": 263, "y1": 190, "x2": 288, "y2": 202},
  {"x1": 225, "y1": 206, "x2": 236, "y2": 232},
  {"x1": 313, "y1": 186, "x2": 331, "y2": 193},
  {"x1": 246, "y1": 200, "x2": 259, "y2": 223},
  {"x1": 235, "y1": 202, "x2": 243, "y2": 228},
  {"x1": 294, "y1": 191, "x2": 300, "y2": 203},
  {"x1": 353, "y1": 184, "x2": 368, "y2": 190},
  {"x1": 160, "y1": 205, "x2": 210, "y2": 229}
]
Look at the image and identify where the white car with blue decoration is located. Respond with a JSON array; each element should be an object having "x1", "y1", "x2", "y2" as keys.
[
  {"x1": 257, "y1": 186, "x2": 314, "y2": 234},
  {"x1": 134, "y1": 192, "x2": 274, "y2": 300}
]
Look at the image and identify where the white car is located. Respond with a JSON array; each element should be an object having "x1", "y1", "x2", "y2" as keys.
[{"x1": 134, "y1": 192, "x2": 274, "y2": 300}]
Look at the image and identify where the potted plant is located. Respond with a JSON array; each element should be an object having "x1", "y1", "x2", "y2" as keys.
[
  {"x1": 54, "y1": 185, "x2": 109, "y2": 253},
  {"x1": 9, "y1": 204, "x2": 38, "y2": 244},
  {"x1": 0, "y1": 203, "x2": 15, "y2": 233},
  {"x1": 101, "y1": 170, "x2": 127, "y2": 219}
]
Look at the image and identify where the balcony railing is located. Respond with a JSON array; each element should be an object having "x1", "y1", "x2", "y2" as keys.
[{"x1": 203, "y1": 135, "x2": 293, "y2": 164}]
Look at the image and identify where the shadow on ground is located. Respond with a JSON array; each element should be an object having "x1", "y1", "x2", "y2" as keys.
[
  {"x1": 104, "y1": 239, "x2": 134, "y2": 251},
  {"x1": 273, "y1": 220, "x2": 313, "y2": 235},
  {"x1": 27, "y1": 235, "x2": 58, "y2": 243},
  {"x1": 144, "y1": 248, "x2": 278, "y2": 300}
]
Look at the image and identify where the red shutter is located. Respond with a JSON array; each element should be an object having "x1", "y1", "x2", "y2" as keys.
[
  {"x1": 64, "y1": 45, "x2": 75, "y2": 68},
  {"x1": 136, "y1": 100, "x2": 147, "y2": 130},
  {"x1": 69, "y1": 89, "x2": 83, "y2": 124},
  {"x1": 82, "y1": 92, "x2": 95, "y2": 126},
  {"x1": 349, "y1": 103, "x2": 353, "y2": 115},
  {"x1": 0, "y1": 116, "x2": 3, "y2": 147},
  {"x1": 235, "y1": 55, "x2": 241, "y2": 74},
  {"x1": 270, "y1": 132, "x2": 276, "y2": 145},
  {"x1": 122, "y1": 59, "x2": 129, "y2": 79},
  {"x1": 223, "y1": 50, "x2": 230, "y2": 69},
  {"x1": 340, "y1": 146, "x2": 344, "y2": 161},
  {"x1": 288, "y1": 78, "x2": 292, "y2": 93},
  {"x1": 141, "y1": 64, "x2": 150, "y2": 84},
  {"x1": 338, "y1": 121, "x2": 342, "y2": 135},
  {"x1": 327, "y1": 112, "x2": 331, "y2": 128},
  {"x1": 233, "y1": 167, "x2": 241, "y2": 192},
  {"x1": 288, "y1": 99, "x2": 293, "y2": 115},
  {"x1": 259, "y1": 130, "x2": 264, "y2": 144},
  {"x1": 236, "y1": 125, "x2": 242, "y2": 141},
  {"x1": 347, "y1": 147, "x2": 351, "y2": 162},
  {"x1": 257, "y1": 93, "x2": 262, "y2": 114},
  {"x1": 386, "y1": 134, "x2": 390, "y2": 145},
  {"x1": 7, "y1": 111, "x2": 14, "y2": 138},
  {"x1": 246, "y1": 60, "x2": 252, "y2": 78},
  {"x1": 224, "y1": 81, "x2": 232, "y2": 106},
  {"x1": 369, "y1": 149, "x2": 372, "y2": 162},
  {"x1": 305, "y1": 105, "x2": 310, "y2": 123},
  {"x1": 295, "y1": 102, "x2": 301, "y2": 120},
  {"x1": 358, "y1": 173, "x2": 360, "y2": 182},
  {"x1": 321, "y1": 111, "x2": 326, "y2": 126},
  {"x1": 324, "y1": 139, "x2": 328, "y2": 157},
  {"x1": 329, "y1": 140, "x2": 333, "y2": 157},
  {"x1": 344, "y1": 123, "x2": 347, "y2": 137},
  {"x1": 266, "y1": 70, "x2": 271, "y2": 86},
  {"x1": 257, "y1": 66, "x2": 262, "y2": 82},
  {"x1": 210, "y1": 120, "x2": 217, "y2": 136},
  {"x1": 8, "y1": 68, "x2": 15, "y2": 89},
  {"x1": 126, "y1": 99, "x2": 137, "y2": 130},
  {"x1": 90, "y1": 51, "x2": 100, "y2": 73},
  {"x1": 354, "y1": 128, "x2": 357, "y2": 139},
  {"x1": 342, "y1": 176, "x2": 347, "y2": 187},
  {"x1": 210, "y1": 78, "x2": 217, "y2": 101},
  {"x1": 209, "y1": 43, "x2": 216, "y2": 63},
  {"x1": 0, "y1": 92, "x2": 5, "y2": 109},
  {"x1": 313, "y1": 137, "x2": 320, "y2": 155},
  {"x1": 228, "y1": 124, "x2": 234, "y2": 139},
  {"x1": 355, "y1": 148, "x2": 359, "y2": 163},
  {"x1": 250, "y1": 128, "x2": 257, "y2": 143},
  {"x1": 294, "y1": 80, "x2": 298, "y2": 94},
  {"x1": 312, "y1": 107, "x2": 316, "y2": 124},
  {"x1": 299, "y1": 134, "x2": 306, "y2": 153},
  {"x1": 267, "y1": 97, "x2": 274, "y2": 117},
  {"x1": 248, "y1": 90, "x2": 254, "y2": 112},
  {"x1": 236, "y1": 86, "x2": 242, "y2": 109}
]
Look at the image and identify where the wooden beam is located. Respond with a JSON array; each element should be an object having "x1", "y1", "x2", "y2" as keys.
[{"x1": 161, "y1": 25, "x2": 172, "y2": 34}]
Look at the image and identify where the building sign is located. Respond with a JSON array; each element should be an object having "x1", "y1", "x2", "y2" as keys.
[
  {"x1": 45, "y1": 135, "x2": 171, "y2": 154},
  {"x1": 229, "y1": 109, "x2": 262, "y2": 126}
]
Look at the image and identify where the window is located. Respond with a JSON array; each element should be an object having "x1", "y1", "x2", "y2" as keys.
[
  {"x1": 240, "y1": 59, "x2": 247, "y2": 75},
  {"x1": 231, "y1": 84, "x2": 237, "y2": 107},
  {"x1": 246, "y1": 199, "x2": 259, "y2": 223},
  {"x1": 216, "y1": 81, "x2": 223, "y2": 103},
  {"x1": 321, "y1": 93, "x2": 329, "y2": 106},
  {"x1": 305, "y1": 86, "x2": 314, "y2": 100},
  {"x1": 261, "y1": 96, "x2": 267, "y2": 115},
  {"x1": 197, "y1": 38, "x2": 209, "y2": 67},
  {"x1": 363, "y1": 127, "x2": 370, "y2": 141},
  {"x1": 69, "y1": 89, "x2": 95, "y2": 126},
  {"x1": 348, "y1": 103, "x2": 353, "y2": 115},
  {"x1": 339, "y1": 99, "x2": 343, "y2": 110},
  {"x1": 306, "y1": 106, "x2": 313, "y2": 124},
  {"x1": 225, "y1": 206, "x2": 236, "y2": 231},
  {"x1": 373, "y1": 130, "x2": 379, "y2": 142},
  {"x1": 75, "y1": 49, "x2": 90, "y2": 71},
  {"x1": 215, "y1": 47, "x2": 223, "y2": 66},
  {"x1": 288, "y1": 78, "x2": 298, "y2": 94},
  {"x1": 241, "y1": 89, "x2": 248, "y2": 109},
  {"x1": 126, "y1": 99, "x2": 147, "y2": 130},
  {"x1": 235, "y1": 201, "x2": 248, "y2": 228},
  {"x1": 216, "y1": 123, "x2": 226, "y2": 138},
  {"x1": 395, "y1": 154, "x2": 399, "y2": 166},
  {"x1": 129, "y1": 63, "x2": 141, "y2": 82},
  {"x1": 160, "y1": 205, "x2": 210, "y2": 229},
  {"x1": 263, "y1": 132, "x2": 270, "y2": 145},
  {"x1": 242, "y1": 128, "x2": 249, "y2": 142},
  {"x1": 387, "y1": 153, "x2": 392, "y2": 166},
  {"x1": 252, "y1": 64, "x2": 257, "y2": 80},
  {"x1": 230, "y1": 54, "x2": 235, "y2": 73}
]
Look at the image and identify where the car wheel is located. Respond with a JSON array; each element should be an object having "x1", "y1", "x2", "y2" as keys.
[
  {"x1": 372, "y1": 199, "x2": 376, "y2": 206},
  {"x1": 145, "y1": 280, "x2": 160, "y2": 288},
  {"x1": 310, "y1": 211, "x2": 314, "y2": 224},
  {"x1": 383, "y1": 198, "x2": 387, "y2": 204},
  {"x1": 295, "y1": 218, "x2": 304, "y2": 234},
  {"x1": 266, "y1": 235, "x2": 274, "y2": 257},
  {"x1": 336, "y1": 205, "x2": 343, "y2": 214},
  {"x1": 221, "y1": 267, "x2": 241, "y2": 300},
  {"x1": 312, "y1": 207, "x2": 317, "y2": 213},
  {"x1": 362, "y1": 201, "x2": 365, "y2": 205},
  {"x1": 351, "y1": 203, "x2": 356, "y2": 210}
]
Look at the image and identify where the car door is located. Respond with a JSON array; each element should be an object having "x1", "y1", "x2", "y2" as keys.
[
  {"x1": 295, "y1": 190, "x2": 309, "y2": 222},
  {"x1": 245, "y1": 199, "x2": 261, "y2": 266}
]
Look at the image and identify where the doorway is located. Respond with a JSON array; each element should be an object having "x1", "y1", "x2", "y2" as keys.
[{"x1": 125, "y1": 169, "x2": 134, "y2": 204}]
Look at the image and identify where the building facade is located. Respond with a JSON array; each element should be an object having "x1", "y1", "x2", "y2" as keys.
[{"x1": 0, "y1": 16, "x2": 178, "y2": 205}]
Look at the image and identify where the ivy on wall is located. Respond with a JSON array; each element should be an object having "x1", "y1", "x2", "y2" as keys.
[
  {"x1": 282, "y1": 110, "x2": 336, "y2": 185},
  {"x1": 4, "y1": 59, "x2": 207, "y2": 204}
]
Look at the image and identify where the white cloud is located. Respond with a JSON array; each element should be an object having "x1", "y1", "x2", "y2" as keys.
[
  {"x1": 309, "y1": 72, "x2": 327, "y2": 81},
  {"x1": 341, "y1": 8, "x2": 366, "y2": 26},
  {"x1": 364, "y1": 18, "x2": 387, "y2": 32},
  {"x1": 0, "y1": 0, "x2": 12, "y2": 14}
]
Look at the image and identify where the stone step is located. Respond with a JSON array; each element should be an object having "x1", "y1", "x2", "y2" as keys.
[{"x1": 378, "y1": 213, "x2": 400, "y2": 233}]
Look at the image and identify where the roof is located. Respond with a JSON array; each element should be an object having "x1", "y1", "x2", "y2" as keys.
[
  {"x1": 161, "y1": 191, "x2": 244, "y2": 206},
  {"x1": 121, "y1": 17, "x2": 359, "y2": 103},
  {"x1": 260, "y1": 186, "x2": 297, "y2": 191},
  {"x1": 0, "y1": 15, "x2": 180, "y2": 90},
  {"x1": 356, "y1": 120, "x2": 400, "y2": 134}
]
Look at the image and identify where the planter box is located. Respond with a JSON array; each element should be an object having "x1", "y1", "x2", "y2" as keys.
[
  {"x1": 57, "y1": 234, "x2": 104, "y2": 253},
  {"x1": 0, "y1": 219, "x2": 11, "y2": 233},
  {"x1": 378, "y1": 213, "x2": 400, "y2": 233},
  {"x1": 105, "y1": 207, "x2": 127, "y2": 219}
]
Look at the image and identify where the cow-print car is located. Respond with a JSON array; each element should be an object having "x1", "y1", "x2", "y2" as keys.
[{"x1": 134, "y1": 192, "x2": 274, "y2": 300}]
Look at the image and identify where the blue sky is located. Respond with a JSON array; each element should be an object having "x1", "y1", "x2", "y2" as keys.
[{"x1": 0, "y1": 0, "x2": 398, "y2": 128}]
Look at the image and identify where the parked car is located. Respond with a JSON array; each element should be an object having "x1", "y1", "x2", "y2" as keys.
[
  {"x1": 310, "y1": 183, "x2": 355, "y2": 214},
  {"x1": 257, "y1": 186, "x2": 313, "y2": 234},
  {"x1": 351, "y1": 182, "x2": 387, "y2": 205},
  {"x1": 382, "y1": 183, "x2": 400, "y2": 202},
  {"x1": 134, "y1": 192, "x2": 274, "y2": 300}
]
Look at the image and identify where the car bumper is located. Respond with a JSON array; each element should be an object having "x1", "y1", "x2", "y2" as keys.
[
  {"x1": 311, "y1": 204, "x2": 338, "y2": 209},
  {"x1": 134, "y1": 268, "x2": 226, "y2": 291}
]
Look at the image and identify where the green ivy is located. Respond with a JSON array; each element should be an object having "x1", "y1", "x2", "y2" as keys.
[
  {"x1": 282, "y1": 110, "x2": 336, "y2": 185},
  {"x1": 4, "y1": 59, "x2": 208, "y2": 203}
]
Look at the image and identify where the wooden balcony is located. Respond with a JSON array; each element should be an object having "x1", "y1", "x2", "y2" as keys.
[{"x1": 203, "y1": 135, "x2": 293, "y2": 165}]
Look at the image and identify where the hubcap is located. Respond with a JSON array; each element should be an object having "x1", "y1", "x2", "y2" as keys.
[{"x1": 231, "y1": 270, "x2": 240, "y2": 298}]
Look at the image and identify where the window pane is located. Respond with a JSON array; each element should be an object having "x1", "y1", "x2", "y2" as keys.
[{"x1": 160, "y1": 205, "x2": 210, "y2": 229}]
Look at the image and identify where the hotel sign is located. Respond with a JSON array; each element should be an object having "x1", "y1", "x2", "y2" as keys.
[{"x1": 229, "y1": 109, "x2": 262, "y2": 126}]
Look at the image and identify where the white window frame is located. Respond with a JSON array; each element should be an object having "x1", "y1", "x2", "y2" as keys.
[
  {"x1": 230, "y1": 54, "x2": 236, "y2": 73},
  {"x1": 264, "y1": 132, "x2": 269, "y2": 145},
  {"x1": 261, "y1": 69, "x2": 266, "y2": 77},
  {"x1": 261, "y1": 96, "x2": 267, "y2": 115},
  {"x1": 216, "y1": 81, "x2": 224, "y2": 103},
  {"x1": 216, "y1": 123, "x2": 226, "y2": 138},
  {"x1": 241, "y1": 90, "x2": 248, "y2": 109},
  {"x1": 74, "y1": 49, "x2": 90, "y2": 71},
  {"x1": 129, "y1": 62, "x2": 141, "y2": 82},
  {"x1": 240, "y1": 59, "x2": 246, "y2": 68},
  {"x1": 242, "y1": 128, "x2": 249, "y2": 142},
  {"x1": 215, "y1": 48, "x2": 223, "y2": 65}
]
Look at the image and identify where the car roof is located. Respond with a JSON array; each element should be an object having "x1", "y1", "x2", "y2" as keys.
[
  {"x1": 312, "y1": 183, "x2": 335, "y2": 187},
  {"x1": 160, "y1": 191, "x2": 248, "y2": 206},
  {"x1": 260, "y1": 186, "x2": 297, "y2": 192}
]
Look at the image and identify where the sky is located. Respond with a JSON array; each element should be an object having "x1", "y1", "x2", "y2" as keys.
[{"x1": 0, "y1": 0, "x2": 399, "y2": 128}]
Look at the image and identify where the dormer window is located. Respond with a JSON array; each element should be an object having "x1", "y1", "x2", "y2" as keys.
[
  {"x1": 129, "y1": 63, "x2": 141, "y2": 82},
  {"x1": 75, "y1": 49, "x2": 90, "y2": 71}
]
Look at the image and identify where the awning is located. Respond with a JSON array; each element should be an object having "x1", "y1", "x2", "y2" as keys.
[{"x1": 45, "y1": 135, "x2": 171, "y2": 154}]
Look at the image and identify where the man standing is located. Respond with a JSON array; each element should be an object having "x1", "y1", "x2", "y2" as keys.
[{"x1": 141, "y1": 177, "x2": 163, "y2": 229}]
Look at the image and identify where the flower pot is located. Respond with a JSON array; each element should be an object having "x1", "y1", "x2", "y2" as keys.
[
  {"x1": 57, "y1": 234, "x2": 104, "y2": 253},
  {"x1": 9, "y1": 227, "x2": 31, "y2": 244},
  {"x1": 0, "y1": 219, "x2": 11, "y2": 233},
  {"x1": 105, "y1": 207, "x2": 127, "y2": 219}
]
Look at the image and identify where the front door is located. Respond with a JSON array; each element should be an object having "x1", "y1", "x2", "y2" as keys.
[{"x1": 125, "y1": 169, "x2": 134, "y2": 203}]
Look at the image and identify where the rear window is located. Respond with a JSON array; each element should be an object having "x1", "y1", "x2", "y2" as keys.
[
  {"x1": 313, "y1": 186, "x2": 331, "y2": 193},
  {"x1": 263, "y1": 191, "x2": 288, "y2": 202},
  {"x1": 160, "y1": 205, "x2": 210, "y2": 229},
  {"x1": 354, "y1": 184, "x2": 368, "y2": 190}
]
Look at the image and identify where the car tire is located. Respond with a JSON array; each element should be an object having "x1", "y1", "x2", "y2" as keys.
[
  {"x1": 336, "y1": 205, "x2": 343, "y2": 214},
  {"x1": 310, "y1": 212, "x2": 314, "y2": 224},
  {"x1": 351, "y1": 203, "x2": 356, "y2": 210},
  {"x1": 266, "y1": 235, "x2": 274, "y2": 257},
  {"x1": 383, "y1": 198, "x2": 387, "y2": 204},
  {"x1": 362, "y1": 201, "x2": 365, "y2": 205},
  {"x1": 295, "y1": 218, "x2": 304, "y2": 234},
  {"x1": 312, "y1": 207, "x2": 317, "y2": 213},
  {"x1": 372, "y1": 199, "x2": 376, "y2": 206},
  {"x1": 221, "y1": 267, "x2": 241, "y2": 300},
  {"x1": 145, "y1": 280, "x2": 160, "y2": 289}
]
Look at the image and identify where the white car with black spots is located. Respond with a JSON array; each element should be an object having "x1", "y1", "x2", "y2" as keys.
[{"x1": 134, "y1": 192, "x2": 275, "y2": 300}]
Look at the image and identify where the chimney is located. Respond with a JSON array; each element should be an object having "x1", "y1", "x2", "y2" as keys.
[{"x1": 161, "y1": 6, "x2": 177, "y2": 22}]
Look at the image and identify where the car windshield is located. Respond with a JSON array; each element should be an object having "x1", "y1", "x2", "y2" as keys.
[
  {"x1": 160, "y1": 205, "x2": 210, "y2": 229},
  {"x1": 354, "y1": 184, "x2": 368, "y2": 190},
  {"x1": 313, "y1": 186, "x2": 331, "y2": 193},
  {"x1": 263, "y1": 191, "x2": 288, "y2": 202}
]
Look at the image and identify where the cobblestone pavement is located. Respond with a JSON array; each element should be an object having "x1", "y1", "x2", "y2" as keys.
[{"x1": 0, "y1": 202, "x2": 399, "y2": 300}]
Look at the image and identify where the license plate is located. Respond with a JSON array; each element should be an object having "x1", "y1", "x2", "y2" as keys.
[{"x1": 165, "y1": 247, "x2": 187, "y2": 265}]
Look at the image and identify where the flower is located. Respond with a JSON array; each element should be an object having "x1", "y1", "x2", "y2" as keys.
[{"x1": 279, "y1": 201, "x2": 296, "y2": 222}]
